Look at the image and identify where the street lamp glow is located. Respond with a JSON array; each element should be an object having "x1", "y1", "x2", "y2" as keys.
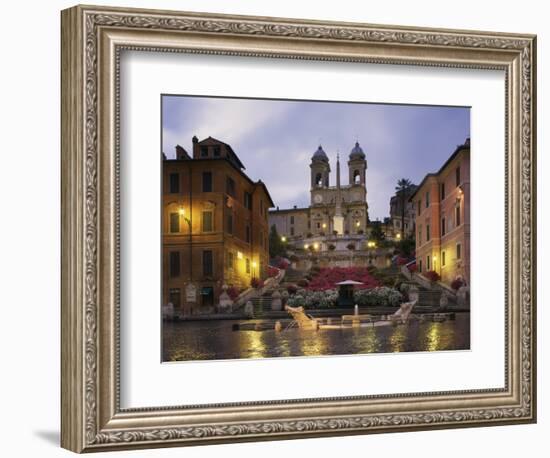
[
  {"x1": 322, "y1": 223, "x2": 327, "y2": 229},
  {"x1": 356, "y1": 221, "x2": 360, "y2": 227},
  {"x1": 178, "y1": 207, "x2": 185, "y2": 216},
  {"x1": 237, "y1": 251, "x2": 243, "y2": 260},
  {"x1": 396, "y1": 233, "x2": 401, "y2": 240},
  {"x1": 313, "y1": 243, "x2": 319, "y2": 250},
  {"x1": 252, "y1": 261, "x2": 257, "y2": 268},
  {"x1": 304, "y1": 244, "x2": 309, "y2": 249},
  {"x1": 281, "y1": 236, "x2": 287, "y2": 243}
]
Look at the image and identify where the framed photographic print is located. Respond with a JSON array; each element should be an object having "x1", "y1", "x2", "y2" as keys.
[{"x1": 61, "y1": 4, "x2": 537, "y2": 453}]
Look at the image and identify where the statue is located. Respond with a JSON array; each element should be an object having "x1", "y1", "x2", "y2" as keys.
[
  {"x1": 271, "y1": 290, "x2": 282, "y2": 311},
  {"x1": 218, "y1": 284, "x2": 233, "y2": 313},
  {"x1": 244, "y1": 300, "x2": 254, "y2": 318}
]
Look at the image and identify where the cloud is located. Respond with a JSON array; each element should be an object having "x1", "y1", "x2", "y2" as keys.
[{"x1": 161, "y1": 95, "x2": 470, "y2": 220}]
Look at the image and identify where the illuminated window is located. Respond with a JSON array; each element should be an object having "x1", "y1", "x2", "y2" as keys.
[
  {"x1": 169, "y1": 212, "x2": 179, "y2": 233},
  {"x1": 202, "y1": 211, "x2": 213, "y2": 232}
]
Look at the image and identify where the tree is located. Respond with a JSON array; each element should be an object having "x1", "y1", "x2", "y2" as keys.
[
  {"x1": 397, "y1": 236, "x2": 415, "y2": 258},
  {"x1": 268, "y1": 225, "x2": 285, "y2": 259},
  {"x1": 395, "y1": 178, "x2": 413, "y2": 239},
  {"x1": 369, "y1": 221, "x2": 385, "y2": 242}
]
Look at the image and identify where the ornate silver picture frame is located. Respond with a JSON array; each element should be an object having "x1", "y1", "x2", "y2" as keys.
[{"x1": 61, "y1": 4, "x2": 536, "y2": 453}]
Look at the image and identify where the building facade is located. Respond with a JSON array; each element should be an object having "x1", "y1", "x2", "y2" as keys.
[
  {"x1": 162, "y1": 136, "x2": 274, "y2": 315},
  {"x1": 269, "y1": 142, "x2": 369, "y2": 239},
  {"x1": 410, "y1": 139, "x2": 470, "y2": 286},
  {"x1": 388, "y1": 184, "x2": 418, "y2": 240}
]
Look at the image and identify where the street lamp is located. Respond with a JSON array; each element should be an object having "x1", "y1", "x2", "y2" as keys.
[
  {"x1": 281, "y1": 236, "x2": 287, "y2": 243},
  {"x1": 179, "y1": 205, "x2": 192, "y2": 281},
  {"x1": 396, "y1": 232, "x2": 401, "y2": 240},
  {"x1": 252, "y1": 260, "x2": 258, "y2": 278}
]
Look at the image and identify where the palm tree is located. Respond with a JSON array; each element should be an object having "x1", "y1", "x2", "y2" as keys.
[{"x1": 395, "y1": 178, "x2": 413, "y2": 239}]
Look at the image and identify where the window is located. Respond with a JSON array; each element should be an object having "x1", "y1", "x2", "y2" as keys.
[
  {"x1": 316, "y1": 222, "x2": 321, "y2": 229},
  {"x1": 457, "y1": 243, "x2": 462, "y2": 260},
  {"x1": 246, "y1": 258, "x2": 250, "y2": 274},
  {"x1": 426, "y1": 224, "x2": 430, "y2": 242},
  {"x1": 425, "y1": 191, "x2": 430, "y2": 208},
  {"x1": 202, "y1": 211, "x2": 213, "y2": 232},
  {"x1": 442, "y1": 251, "x2": 446, "y2": 267},
  {"x1": 227, "y1": 213, "x2": 233, "y2": 234},
  {"x1": 456, "y1": 165, "x2": 461, "y2": 186},
  {"x1": 426, "y1": 255, "x2": 431, "y2": 271},
  {"x1": 419, "y1": 259, "x2": 422, "y2": 273},
  {"x1": 417, "y1": 200, "x2": 421, "y2": 216},
  {"x1": 226, "y1": 251, "x2": 234, "y2": 270},
  {"x1": 260, "y1": 200, "x2": 264, "y2": 214},
  {"x1": 396, "y1": 220, "x2": 401, "y2": 228},
  {"x1": 226, "y1": 176, "x2": 236, "y2": 197},
  {"x1": 169, "y1": 173, "x2": 179, "y2": 193},
  {"x1": 440, "y1": 182, "x2": 445, "y2": 200},
  {"x1": 441, "y1": 217, "x2": 446, "y2": 236},
  {"x1": 290, "y1": 227, "x2": 295, "y2": 236},
  {"x1": 200, "y1": 146, "x2": 208, "y2": 157},
  {"x1": 418, "y1": 226, "x2": 422, "y2": 245},
  {"x1": 405, "y1": 222, "x2": 408, "y2": 229},
  {"x1": 455, "y1": 205, "x2": 461, "y2": 226},
  {"x1": 169, "y1": 212, "x2": 180, "y2": 233},
  {"x1": 203, "y1": 250, "x2": 213, "y2": 276},
  {"x1": 244, "y1": 192, "x2": 252, "y2": 210},
  {"x1": 290, "y1": 215, "x2": 295, "y2": 224},
  {"x1": 246, "y1": 225, "x2": 251, "y2": 243},
  {"x1": 213, "y1": 146, "x2": 221, "y2": 157},
  {"x1": 202, "y1": 171, "x2": 212, "y2": 192},
  {"x1": 169, "y1": 251, "x2": 180, "y2": 277}
]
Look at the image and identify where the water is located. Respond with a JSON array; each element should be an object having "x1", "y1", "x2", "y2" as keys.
[{"x1": 162, "y1": 313, "x2": 470, "y2": 362}]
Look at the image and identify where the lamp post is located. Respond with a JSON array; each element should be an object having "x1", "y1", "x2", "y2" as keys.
[
  {"x1": 252, "y1": 260, "x2": 258, "y2": 280},
  {"x1": 179, "y1": 206, "x2": 192, "y2": 281}
]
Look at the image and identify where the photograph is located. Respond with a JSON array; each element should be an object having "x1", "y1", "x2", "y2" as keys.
[{"x1": 161, "y1": 95, "x2": 471, "y2": 362}]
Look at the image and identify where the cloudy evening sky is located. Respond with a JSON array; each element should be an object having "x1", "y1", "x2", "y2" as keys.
[{"x1": 162, "y1": 95, "x2": 470, "y2": 221}]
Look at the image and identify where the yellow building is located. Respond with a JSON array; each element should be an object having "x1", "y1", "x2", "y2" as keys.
[{"x1": 162, "y1": 136, "x2": 274, "y2": 315}]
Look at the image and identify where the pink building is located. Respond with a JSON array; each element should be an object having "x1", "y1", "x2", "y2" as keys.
[{"x1": 410, "y1": 139, "x2": 470, "y2": 286}]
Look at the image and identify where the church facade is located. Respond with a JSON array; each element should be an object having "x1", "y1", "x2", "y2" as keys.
[{"x1": 269, "y1": 142, "x2": 369, "y2": 240}]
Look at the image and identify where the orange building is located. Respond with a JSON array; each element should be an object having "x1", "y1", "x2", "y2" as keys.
[
  {"x1": 162, "y1": 136, "x2": 274, "y2": 315},
  {"x1": 410, "y1": 139, "x2": 470, "y2": 286}
]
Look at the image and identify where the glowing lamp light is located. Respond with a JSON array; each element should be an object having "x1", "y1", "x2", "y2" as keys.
[
  {"x1": 237, "y1": 251, "x2": 243, "y2": 260},
  {"x1": 313, "y1": 243, "x2": 319, "y2": 250},
  {"x1": 252, "y1": 261, "x2": 258, "y2": 268},
  {"x1": 322, "y1": 223, "x2": 327, "y2": 229},
  {"x1": 396, "y1": 233, "x2": 401, "y2": 240},
  {"x1": 281, "y1": 236, "x2": 287, "y2": 243},
  {"x1": 178, "y1": 207, "x2": 185, "y2": 216},
  {"x1": 304, "y1": 244, "x2": 309, "y2": 249},
  {"x1": 356, "y1": 221, "x2": 360, "y2": 227}
]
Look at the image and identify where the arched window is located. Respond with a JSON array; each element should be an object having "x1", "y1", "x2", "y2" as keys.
[
  {"x1": 315, "y1": 173, "x2": 323, "y2": 186},
  {"x1": 353, "y1": 170, "x2": 361, "y2": 184}
]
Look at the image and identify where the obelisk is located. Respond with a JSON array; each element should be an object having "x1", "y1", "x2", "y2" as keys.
[{"x1": 333, "y1": 153, "x2": 344, "y2": 235}]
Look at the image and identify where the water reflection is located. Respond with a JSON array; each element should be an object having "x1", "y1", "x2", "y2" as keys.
[{"x1": 162, "y1": 313, "x2": 470, "y2": 362}]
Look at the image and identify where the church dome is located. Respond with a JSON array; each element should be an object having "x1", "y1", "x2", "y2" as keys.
[
  {"x1": 311, "y1": 145, "x2": 329, "y2": 163},
  {"x1": 349, "y1": 141, "x2": 365, "y2": 160}
]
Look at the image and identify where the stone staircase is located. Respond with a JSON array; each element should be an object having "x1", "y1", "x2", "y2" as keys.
[
  {"x1": 250, "y1": 292, "x2": 274, "y2": 315},
  {"x1": 281, "y1": 268, "x2": 307, "y2": 284}
]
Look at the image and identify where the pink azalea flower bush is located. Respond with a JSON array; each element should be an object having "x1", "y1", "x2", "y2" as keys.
[{"x1": 306, "y1": 267, "x2": 381, "y2": 291}]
